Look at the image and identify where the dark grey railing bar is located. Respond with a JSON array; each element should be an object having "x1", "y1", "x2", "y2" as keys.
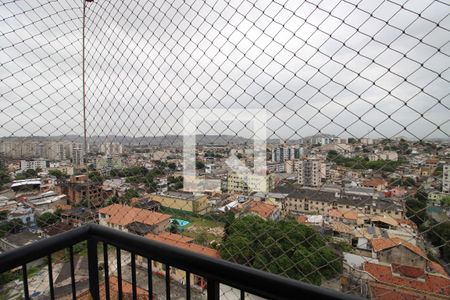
[
  {"x1": 207, "y1": 278, "x2": 219, "y2": 300},
  {"x1": 131, "y1": 253, "x2": 137, "y2": 300},
  {"x1": 147, "y1": 258, "x2": 153, "y2": 299},
  {"x1": 103, "y1": 242, "x2": 110, "y2": 300},
  {"x1": 165, "y1": 264, "x2": 170, "y2": 300},
  {"x1": 0, "y1": 224, "x2": 361, "y2": 300},
  {"x1": 22, "y1": 264, "x2": 29, "y2": 300},
  {"x1": 0, "y1": 226, "x2": 89, "y2": 273},
  {"x1": 88, "y1": 238, "x2": 100, "y2": 300},
  {"x1": 186, "y1": 271, "x2": 191, "y2": 300},
  {"x1": 116, "y1": 247, "x2": 123, "y2": 300},
  {"x1": 89, "y1": 224, "x2": 358, "y2": 300},
  {"x1": 69, "y1": 246, "x2": 76, "y2": 300},
  {"x1": 241, "y1": 289, "x2": 245, "y2": 300},
  {"x1": 48, "y1": 254, "x2": 55, "y2": 300}
]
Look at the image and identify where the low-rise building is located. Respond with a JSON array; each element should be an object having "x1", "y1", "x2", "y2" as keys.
[
  {"x1": 147, "y1": 191, "x2": 209, "y2": 215},
  {"x1": 364, "y1": 262, "x2": 450, "y2": 299},
  {"x1": 8, "y1": 206, "x2": 35, "y2": 225},
  {"x1": 242, "y1": 201, "x2": 280, "y2": 221},
  {"x1": 277, "y1": 187, "x2": 404, "y2": 219},
  {"x1": 56, "y1": 175, "x2": 108, "y2": 207},
  {"x1": 143, "y1": 232, "x2": 220, "y2": 290},
  {"x1": 98, "y1": 204, "x2": 171, "y2": 235},
  {"x1": 61, "y1": 207, "x2": 97, "y2": 227},
  {"x1": 362, "y1": 178, "x2": 387, "y2": 191},
  {"x1": 0, "y1": 231, "x2": 43, "y2": 252}
]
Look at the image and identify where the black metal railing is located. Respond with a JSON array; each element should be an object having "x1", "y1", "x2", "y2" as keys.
[{"x1": 0, "y1": 224, "x2": 360, "y2": 300}]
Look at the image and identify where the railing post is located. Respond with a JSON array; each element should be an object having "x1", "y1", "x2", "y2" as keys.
[
  {"x1": 88, "y1": 238, "x2": 100, "y2": 300},
  {"x1": 207, "y1": 277, "x2": 219, "y2": 300}
]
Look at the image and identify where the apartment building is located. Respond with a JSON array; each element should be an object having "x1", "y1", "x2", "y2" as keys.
[
  {"x1": 99, "y1": 142, "x2": 123, "y2": 156},
  {"x1": 20, "y1": 160, "x2": 47, "y2": 171},
  {"x1": 297, "y1": 158, "x2": 322, "y2": 187},
  {"x1": 443, "y1": 164, "x2": 449, "y2": 193},
  {"x1": 279, "y1": 188, "x2": 404, "y2": 219},
  {"x1": 227, "y1": 172, "x2": 275, "y2": 194}
]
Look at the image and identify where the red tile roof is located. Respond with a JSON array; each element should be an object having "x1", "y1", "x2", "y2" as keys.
[
  {"x1": 363, "y1": 178, "x2": 387, "y2": 187},
  {"x1": 371, "y1": 238, "x2": 425, "y2": 257},
  {"x1": 364, "y1": 262, "x2": 450, "y2": 298},
  {"x1": 392, "y1": 264, "x2": 424, "y2": 278},
  {"x1": 98, "y1": 204, "x2": 171, "y2": 226},
  {"x1": 327, "y1": 209, "x2": 357, "y2": 220},
  {"x1": 78, "y1": 276, "x2": 150, "y2": 300},
  {"x1": 158, "y1": 232, "x2": 194, "y2": 244},
  {"x1": 297, "y1": 215, "x2": 308, "y2": 224},
  {"x1": 145, "y1": 233, "x2": 220, "y2": 258},
  {"x1": 247, "y1": 201, "x2": 277, "y2": 219}
]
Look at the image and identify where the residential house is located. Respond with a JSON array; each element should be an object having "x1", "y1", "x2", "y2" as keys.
[
  {"x1": 242, "y1": 201, "x2": 280, "y2": 221},
  {"x1": 364, "y1": 262, "x2": 450, "y2": 299},
  {"x1": 147, "y1": 191, "x2": 209, "y2": 215},
  {"x1": 143, "y1": 232, "x2": 219, "y2": 290},
  {"x1": 98, "y1": 204, "x2": 171, "y2": 235}
]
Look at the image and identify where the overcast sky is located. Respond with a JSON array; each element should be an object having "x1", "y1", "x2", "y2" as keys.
[{"x1": 0, "y1": 0, "x2": 449, "y2": 142}]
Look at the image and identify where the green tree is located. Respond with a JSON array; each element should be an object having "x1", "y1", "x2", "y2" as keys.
[
  {"x1": 426, "y1": 221, "x2": 450, "y2": 262},
  {"x1": 123, "y1": 189, "x2": 140, "y2": 200},
  {"x1": 15, "y1": 169, "x2": 38, "y2": 180},
  {"x1": 220, "y1": 216, "x2": 341, "y2": 285},
  {"x1": 48, "y1": 169, "x2": 65, "y2": 179},
  {"x1": 0, "y1": 167, "x2": 10, "y2": 189},
  {"x1": 441, "y1": 196, "x2": 450, "y2": 208},
  {"x1": 0, "y1": 211, "x2": 8, "y2": 222},
  {"x1": 0, "y1": 218, "x2": 23, "y2": 237},
  {"x1": 196, "y1": 161, "x2": 205, "y2": 170},
  {"x1": 405, "y1": 196, "x2": 427, "y2": 226},
  {"x1": 88, "y1": 171, "x2": 103, "y2": 184},
  {"x1": 37, "y1": 212, "x2": 59, "y2": 228}
]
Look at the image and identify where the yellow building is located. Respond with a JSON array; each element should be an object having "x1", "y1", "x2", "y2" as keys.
[
  {"x1": 147, "y1": 191, "x2": 209, "y2": 215},
  {"x1": 227, "y1": 172, "x2": 274, "y2": 193}
]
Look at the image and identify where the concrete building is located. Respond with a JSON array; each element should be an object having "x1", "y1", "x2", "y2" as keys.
[
  {"x1": 96, "y1": 156, "x2": 123, "y2": 174},
  {"x1": 276, "y1": 187, "x2": 404, "y2": 219},
  {"x1": 297, "y1": 158, "x2": 322, "y2": 187},
  {"x1": 271, "y1": 145, "x2": 300, "y2": 162},
  {"x1": 242, "y1": 201, "x2": 281, "y2": 221},
  {"x1": 56, "y1": 175, "x2": 107, "y2": 207},
  {"x1": 98, "y1": 204, "x2": 171, "y2": 234},
  {"x1": 443, "y1": 164, "x2": 450, "y2": 193},
  {"x1": 227, "y1": 172, "x2": 275, "y2": 193},
  {"x1": 20, "y1": 159, "x2": 47, "y2": 171},
  {"x1": 99, "y1": 142, "x2": 123, "y2": 156},
  {"x1": 147, "y1": 191, "x2": 209, "y2": 215},
  {"x1": 7, "y1": 206, "x2": 35, "y2": 225}
]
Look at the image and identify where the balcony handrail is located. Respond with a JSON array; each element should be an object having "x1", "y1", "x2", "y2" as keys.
[{"x1": 0, "y1": 224, "x2": 361, "y2": 300}]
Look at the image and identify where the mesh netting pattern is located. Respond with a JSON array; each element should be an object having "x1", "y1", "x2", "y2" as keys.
[{"x1": 1, "y1": 0, "x2": 450, "y2": 299}]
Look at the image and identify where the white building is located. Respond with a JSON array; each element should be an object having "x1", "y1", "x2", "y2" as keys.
[
  {"x1": 227, "y1": 172, "x2": 275, "y2": 193},
  {"x1": 100, "y1": 142, "x2": 123, "y2": 156},
  {"x1": 297, "y1": 158, "x2": 322, "y2": 187},
  {"x1": 443, "y1": 164, "x2": 450, "y2": 193},
  {"x1": 20, "y1": 160, "x2": 47, "y2": 171},
  {"x1": 378, "y1": 151, "x2": 398, "y2": 161}
]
